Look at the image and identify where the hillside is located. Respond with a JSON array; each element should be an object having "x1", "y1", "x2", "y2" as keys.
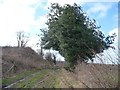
[
  {"x1": 2, "y1": 47, "x2": 119, "y2": 88},
  {"x1": 2, "y1": 47, "x2": 51, "y2": 77}
]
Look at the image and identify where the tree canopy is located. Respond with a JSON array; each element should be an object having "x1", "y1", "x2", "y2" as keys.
[{"x1": 40, "y1": 3, "x2": 116, "y2": 68}]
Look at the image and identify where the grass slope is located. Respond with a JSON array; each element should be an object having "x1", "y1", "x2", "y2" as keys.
[{"x1": 2, "y1": 47, "x2": 118, "y2": 88}]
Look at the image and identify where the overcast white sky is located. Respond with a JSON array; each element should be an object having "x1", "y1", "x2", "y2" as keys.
[{"x1": 0, "y1": 0, "x2": 119, "y2": 62}]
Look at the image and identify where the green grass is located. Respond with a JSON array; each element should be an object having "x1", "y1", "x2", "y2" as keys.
[
  {"x1": 41, "y1": 69, "x2": 61, "y2": 88},
  {"x1": 12, "y1": 70, "x2": 48, "y2": 88},
  {"x1": 32, "y1": 69, "x2": 61, "y2": 88},
  {"x1": 37, "y1": 73, "x2": 56, "y2": 88},
  {"x1": 2, "y1": 70, "x2": 37, "y2": 86}
]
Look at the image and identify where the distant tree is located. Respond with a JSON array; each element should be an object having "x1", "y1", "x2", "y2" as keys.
[
  {"x1": 36, "y1": 32, "x2": 44, "y2": 58},
  {"x1": 36, "y1": 48, "x2": 44, "y2": 60},
  {"x1": 44, "y1": 51, "x2": 56, "y2": 65},
  {"x1": 45, "y1": 51, "x2": 53, "y2": 64},
  {"x1": 45, "y1": 51, "x2": 52, "y2": 61},
  {"x1": 40, "y1": 3, "x2": 116, "y2": 69},
  {"x1": 16, "y1": 31, "x2": 29, "y2": 47}
]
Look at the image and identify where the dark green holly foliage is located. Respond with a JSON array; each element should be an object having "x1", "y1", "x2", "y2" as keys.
[{"x1": 40, "y1": 3, "x2": 116, "y2": 69}]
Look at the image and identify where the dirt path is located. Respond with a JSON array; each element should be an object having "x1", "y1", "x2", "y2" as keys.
[
  {"x1": 3, "y1": 70, "x2": 48, "y2": 88},
  {"x1": 3, "y1": 68, "x2": 61, "y2": 88},
  {"x1": 32, "y1": 68, "x2": 61, "y2": 88},
  {"x1": 3, "y1": 65, "x2": 117, "y2": 88},
  {"x1": 3, "y1": 68, "x2": 86, "y2": 88},
  {"x1": 32, "y1": 70, "x2": 56, "y2": 88}
]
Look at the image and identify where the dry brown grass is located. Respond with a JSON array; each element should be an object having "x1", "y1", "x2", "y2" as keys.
[
  {"x1": 2, "y1": 47, "x2": 51, "y2": 77},
  {"x1": 58, "y1": 47, "x2": 119, "y2": 88},
  {"x1": 2, "y1": 46, "x2": 119, "y2": 88},
  {"x1": 55, "y1": 62, "x2": 118, "y2": 88},
  {"x1": 75, "y1": 63, "x2": 118, "y2": 88},
  {"x1": 72, "y1": 47, "x2": 119, "y2": 88}
]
